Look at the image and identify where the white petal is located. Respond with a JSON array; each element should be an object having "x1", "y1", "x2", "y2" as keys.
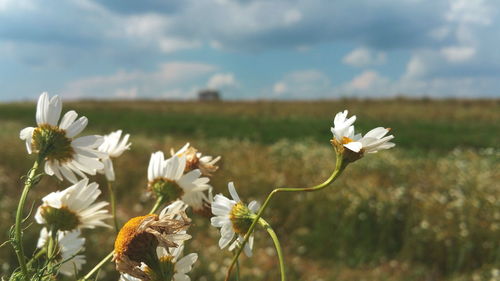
[
  {"x1": 103, "y1": 158, "x2": 115, "y2": 181},
  {"x1": 36, "y1": 92, "x2": 49, "y2": 125},
  {"x1": 72, "y1": 135, "x2": 103, "y2": 148},
  {"x1": 211, "y1": 216, "x2": 229, "y2": 227},
  {"x1": 228, "y1": 182, "x2": 240, "y2": 202},
  {"x1": 173, "y1": 273, "x2": 190, "y2": 281},
  {"x1": 248, "y1": 201, "x2": 260, "y2": 213},
  {"x1": 364, "y1": 127, "x2": 389, "y2": 139},
  {"x1": 20, "y1": 127, "x2": 34, "y2": 154},
  {"x1": 46, "y1": 95, "x2": 62, "y2": 126},
  {"x1": 59, "y1": 165, "x2": 79, "y2": 183},
  {"x1": 65, "y1": 117, "x2": 88, "y2": 138},
  {"x1": 344, "y1": 141, "x2": 362, "y2": 153},
  {"x1": 219, "y1": 233, "x2": 234, "y2": 249},
  {"x1": 59, "y1": 110, "x2": 78, "y2": 130},
  {"x1": 243, "y1": 235, "x2": 254, "y2": 257}
]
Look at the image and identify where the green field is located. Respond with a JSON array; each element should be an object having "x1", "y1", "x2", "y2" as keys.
[{"x1": 0, "y1": 99, "x2": 499, "y2": 280}]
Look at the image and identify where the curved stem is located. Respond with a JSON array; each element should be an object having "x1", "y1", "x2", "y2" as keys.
[
  {"x1": 13, "y1": 157, "x2": 43, "y2": 280},
  {"x1": 107, "y1": 181, "x2": 119, "y2": 232},
  {"x1": 149, "y1": 195, "x2": 164, "y2": 214},
  {"x1": 258, "y1": 218, "x2": 285, "y2": 281},
  {"x1": 224, "y1": 153, "x2": 345, "y2": 281},
  {"x1": 81, "y1": 252, "x2": 114, "y2": 281}
]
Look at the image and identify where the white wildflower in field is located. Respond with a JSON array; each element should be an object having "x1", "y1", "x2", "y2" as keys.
[
  {"x1": 148, "y1": 151, "x2": 212, "y2": 211},
  {"x1": 19, "y1": 92, "x2": 105, "y2": 183},
  {"x1": 119, "y1": 245, "x2": 198, "y2": 281},
  {"x1": 211, "y1": 182, "x2": 260, "y2": 257},
  {"x1": 98, "y1": 130, "x2": 131, "y2": 181},
  {"x1": 171, "y1": 142, "x2": 221, "y2": 176},
  {"x1": 331, "y1": 110, "x2": 357, "y2": 141},
  {"x1": 113, "y1": 201, "x2": 192, "y2": 280},
  {"x1": 34, "y1": 178, "x2": 111, "y2": 231},
  {"x1": 37, "y1": 228, "x2": 86, "y2": 276},
  {"x1": 331, "y1": 109, "x2": 395, "y2": 155}
]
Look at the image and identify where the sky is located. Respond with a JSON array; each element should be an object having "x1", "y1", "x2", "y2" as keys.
[{"x1": 1, "y1": 0, "x2": 500, "y2": 101}]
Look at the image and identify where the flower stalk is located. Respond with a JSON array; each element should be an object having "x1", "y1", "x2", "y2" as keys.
[
  {"x1": 259, "y1": 218, "x2": 286, "y2": 281},
  {"x1": 107, "y1": 181, "x2": 120, "y2": 232},
  {"x1": 81, "y1": 252, "x2": 114, "y2": 281},
  {"x1": 224, "y1": 151, "x2": 346, "y2": 281},
  {"x1": 149, "y1": 195, "x2": 164, "y2": 214},
  {"x1": 12, "y1": 155, "x2": 44, "y2": 281}
]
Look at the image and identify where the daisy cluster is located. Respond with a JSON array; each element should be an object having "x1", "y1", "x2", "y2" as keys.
[
  {"x1": 19, "y1": 93, "x2": 222, "y2": 280},
  {"x1": 14, "y1": 92, "x2": 394, "y2": 281}
]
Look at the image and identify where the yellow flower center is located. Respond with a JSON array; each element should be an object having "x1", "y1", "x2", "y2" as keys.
[
  {"x1": 145, "y1": 255, "x2": 176, "y2": 281},
  {"x1": 32, "y1": 124, "x2": 74, "y2": 162},
  {"x1": 229, "y1": 202, "x2": 254, "y2": 235},
  {"x1": 114, "y1": 215, "x2": 159, "y2": 263},
  {"x1": 341, "y1": 136, "x2": 354, "y2": 144}
]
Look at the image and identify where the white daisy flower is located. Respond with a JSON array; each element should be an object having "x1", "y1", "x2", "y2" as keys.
[
  {"x1": 211, "y1": 182, "x2": 260, "y2": 257},
  {"x1": 118, "y1": 245, "x2": 197, "y2": 281},
  {"x1": 19, "y1": 92, "x2": 105, "y2": 183},
  {"x1": 37, "y1": 228, "x2": 86, "y2": 276},
  {"x1": 114, "y1": 201, "x2": 192, "y2": 281},
  {"x1": 330, "y1": 110, "x2": 357, "y2": 141},
  {"x1": 148, "y1": 151, "x2": 212, "y2": 211},
  {"x1": 171, "y1": 143, "x2": 221, "y2": 176},
  {"x1": 98, "y1": 130, "x2": 131, "y2": 181},
  {"x1": 330, "y1": 110, "x2": 395, "y2": 156},
  {"x1": 34, "y1": 178, "x2": 112, "y2": 231}
]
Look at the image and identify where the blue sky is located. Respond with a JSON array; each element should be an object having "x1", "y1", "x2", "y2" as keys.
[{"x1": 1, "y1": 0, "x2": 499, "y2": 101}]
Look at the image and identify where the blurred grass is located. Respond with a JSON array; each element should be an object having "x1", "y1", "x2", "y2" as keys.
[{"x1": 0, "y1": 99, "x2": 499, "y2": 281}]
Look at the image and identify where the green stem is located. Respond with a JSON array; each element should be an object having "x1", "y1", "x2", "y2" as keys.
[
  {"x1": 27, "y1": 248, "x2": 46, "y2": 267},
  {"x1": 46, "y1": 228, "x2": 58, "y2": 260},
  {"x1": 149, "y1": 195, "x2": 164, "y2": 214},
  {"x1": 81, "y1": 252, "x2": 114, "y2": 281},
  {"x1": 258, "y1": 218, "x2": 285, "y2": 281},
  {"x1": 224, "y1": 153, "x2": 345, "y2": 281},
  {"x1": 107, "y1": 181, "x2": 119, "y2": 232},
  {"x1": 234, "y1": 252, "x2": 240, "y2": 281},
  {"x1": 13, "y1": 157, "x2": 43, "y2": 280}
]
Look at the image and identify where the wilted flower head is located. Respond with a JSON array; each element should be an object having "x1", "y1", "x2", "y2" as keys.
[
  {"x1": 331, "y1": 109, "x2": 395, "y2": 161},
  {"x1": 35, "y1": 178, "x2": 111, "y2": 231},
  {"x1": 20, "y1": 92, "x2": 105, "y2": 183},
  {"x1": 37, "y1": 228, "x2": 86, "y2": 276},
  {"x1": 211, "y1": 182, "x2": 260, "y2": 257},
  {"x1": 113, "y1": 201, "x2": 192, "y2": 280},
  {"x1": 119, "y1": 245, "x2": 198, "y2": 281},
  {"x1": 147, "y1": 151, "x2": 212, "y2": 211},
  {"x1": 98, "y1": 130, "x2": 131, "y2": 181},
  {"x1": 171, "y1": 143, "x2": 221, "y2": 176}
]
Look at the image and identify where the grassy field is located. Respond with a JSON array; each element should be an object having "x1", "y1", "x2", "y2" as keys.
[{"x1": 0, "y1": 99, "x2": 499, "y2": 281}]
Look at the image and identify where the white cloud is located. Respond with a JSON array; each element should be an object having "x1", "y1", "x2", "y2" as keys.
[
  {"x1": 273, "y1": 82, "x2": 287, "y2": 95},
  {"x1": 207, "y1": 73, "x2": 238, "y2": 89},
  {"x1": 284, "y1": 9, "x2": 302, "y2": 25},
  {"x1": 62, "y1": 61, "x2": 217, "y2": 99},
  {"x1": 114, "y1": 87, "x2": 138, "y2": 99},
  {"x1": 440, "y1": 46, "x2": 476, "y2": 62},
  {"x1": 348, "y1": 71, "x2": 380, "y2": 90},
  {"x1": 342, "y1": 47, "x2": 386, "y2": 67},
  {"x1": 271, "y1": 69, "x2": 332, "y2": 98}
]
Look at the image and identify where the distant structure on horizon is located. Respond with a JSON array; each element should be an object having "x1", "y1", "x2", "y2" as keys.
[{"x1": 198, "y1": 89, "x2": 221, "y2": 101}]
